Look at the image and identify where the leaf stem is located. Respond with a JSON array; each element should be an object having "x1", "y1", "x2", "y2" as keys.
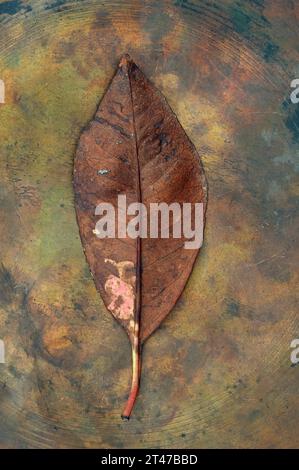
[
  {"x1": 121, "y1": 56, "x2": 142, "y2": 420},
  {"x1": 121, "y1": 341, "x2": 141, "y2": 420}
]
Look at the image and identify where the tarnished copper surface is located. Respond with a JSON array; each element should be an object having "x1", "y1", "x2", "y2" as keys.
[{"x1": 0, "y1": 0, "x2": 298, "y2": 449}]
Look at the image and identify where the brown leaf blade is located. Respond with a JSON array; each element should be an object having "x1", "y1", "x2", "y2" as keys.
[{"x1": 73, "y1": 55, "x2": 207, "y2": 418}]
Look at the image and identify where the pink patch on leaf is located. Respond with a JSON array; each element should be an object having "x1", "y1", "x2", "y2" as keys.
[{"x1": 105, "y1": 275, "x2": 134, "y2": 320}]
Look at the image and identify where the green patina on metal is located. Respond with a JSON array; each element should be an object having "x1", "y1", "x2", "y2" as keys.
[{"x1": 0, "y1": 0, "x2": 298, "y2": 449}]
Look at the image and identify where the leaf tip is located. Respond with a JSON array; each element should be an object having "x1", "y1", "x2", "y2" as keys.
[{"x1": 119, "y1": 53, "x2": 133, "y2": 69}]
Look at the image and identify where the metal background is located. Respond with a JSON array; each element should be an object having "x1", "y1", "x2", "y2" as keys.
[{"x1": 0, "y1": 0, "x2": 298, "y2": 448}]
